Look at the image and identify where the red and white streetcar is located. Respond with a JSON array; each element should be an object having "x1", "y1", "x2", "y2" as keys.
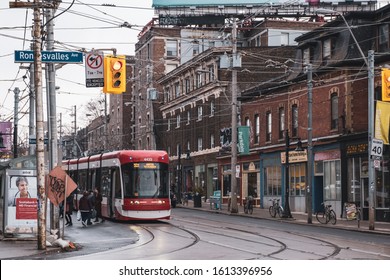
[{"x1": 62, "y1": 150, "x2": 171, "y2": 221}]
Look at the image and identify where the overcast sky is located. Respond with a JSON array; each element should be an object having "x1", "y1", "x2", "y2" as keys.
[{"x1": 0, "y1": 0, "x2": 154, "y2": 138}]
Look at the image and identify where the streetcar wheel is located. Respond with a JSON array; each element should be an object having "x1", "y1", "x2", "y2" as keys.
[
  {"x1": 329, "y1": 210, "x2": 337, "y2": 225},
  {"x1": 316, "y1": 212, "x2": 327, "y2": 224}
]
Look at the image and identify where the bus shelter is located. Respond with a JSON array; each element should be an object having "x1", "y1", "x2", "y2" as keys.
[{"x1": 0, "y1": 156, "x2": 38, "y2": 237}]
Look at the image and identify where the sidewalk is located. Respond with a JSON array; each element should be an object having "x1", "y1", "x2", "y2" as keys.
[
  {"x1": 1, "y1": 200, "x2": 389, "y2": 260},
  {"x1": 178, "y1": 199, "x2": 390, "y2": 235}
]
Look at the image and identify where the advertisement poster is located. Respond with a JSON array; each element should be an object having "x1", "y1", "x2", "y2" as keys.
[
  {"x1": 6, "y1": 175, "x2": 38, "y2": 234},
  {"x1": 345, "y1": 202, "x2": 358, "y2": 220}
]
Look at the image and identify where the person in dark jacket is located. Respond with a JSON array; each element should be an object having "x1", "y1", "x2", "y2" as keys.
[
  {"x1": 93, "y1": 188, "x2": 104, "y2": 223},
  {"x1": 79, "y1": 191, "x2": 92, "y2": 227},
  {"x1": 65, "y1": 192, "x2": 74, "y2": 226}
]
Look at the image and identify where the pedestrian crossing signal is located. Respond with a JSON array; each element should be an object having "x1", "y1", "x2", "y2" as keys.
[{"x1": 103, "y1": 56, "x2": 126, "y2": 94}]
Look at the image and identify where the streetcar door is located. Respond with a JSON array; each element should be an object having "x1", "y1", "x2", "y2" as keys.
[{"x1": 110, "y1": 167, "x2": 121, "y2": 218}]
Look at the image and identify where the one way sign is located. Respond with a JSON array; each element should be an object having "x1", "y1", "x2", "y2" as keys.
[{"x1": 85, "y1": 51, "x2": 104, "y2": 87}]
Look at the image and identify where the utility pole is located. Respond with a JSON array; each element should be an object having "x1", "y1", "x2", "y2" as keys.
[
  {"x1": 13, "y1": 87, "x2": 20, "y2": 158},
  {"x1": 368, "y1": 50, "x2": 376, "y2": 230},
  {"x1": 230, "y1": 19, "x2": 238, "y2": 213},
  {"x1": 59, "y1": 112, "x2": 63, "y2": 160},
  {"x1": 306, "y1": 64, "x2": 313, "y2": 224},
  {"x1": 177, "y1": 144, "x2": 182, "y2": 203},
  {"x1": 33, "y1": 0, "x2": 47, "y2": 250},
  {"x1": 45, "y1": 3, "x2": 59, "y2": 236},
  {"x1": 73, "y1": 105, "x2": 77, "y2": 156},
  {"x1": 104, "y1": 94, "x2": 108, "y2": 151},
  {"x1": 29, "y1": 61, "x2": 36, "y2": 155}
]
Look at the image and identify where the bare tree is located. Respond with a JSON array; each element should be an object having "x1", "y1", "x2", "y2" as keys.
[{"x1": 85, "y1": 97, "x2": 105, "y2": 118}]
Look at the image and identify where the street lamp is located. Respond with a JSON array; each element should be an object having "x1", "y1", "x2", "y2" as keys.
[
  {"x1": 316, "y1": 9, "x2": 375, "y2": 229},
  {"x1": 283, "y1": 132, "x2": 303, "y2": 219}
]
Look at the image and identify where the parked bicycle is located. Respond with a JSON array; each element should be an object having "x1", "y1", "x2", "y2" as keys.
[
  {"x1": 244, "y1": 196, "x2": 254, "y2": 214},
  {"x1": 316, "y1": 202, "x2": 337, "y2": 225},
  {"x1": 269, "y1": 198, "x2": 283, "y2": 218}
]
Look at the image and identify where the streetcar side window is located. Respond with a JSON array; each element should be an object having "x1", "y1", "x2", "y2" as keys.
[
  {"x1": 114, "y1": 167, "x2": 121, "y2": 199},
  {"x1": 78, "y1": 170, "x2": 87, "y2": 193},
  {"x1": 101, "y1": 168, "x2": 111, "y2": 198},
  {"x1": 89, "y1": 169, "x2": 96, "y2": 190}
]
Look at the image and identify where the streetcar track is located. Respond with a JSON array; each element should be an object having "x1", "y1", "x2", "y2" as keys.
[
  {"x1": 117, "y1": 222, "x2": 201, "y2": 259},
  {"x1": 171, "y1": 215, "x2": 341, "y2": 259}
]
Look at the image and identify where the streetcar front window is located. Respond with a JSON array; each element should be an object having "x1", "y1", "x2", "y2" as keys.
[{"x1": 122, "y1": 162, "x2": 169, "y2": 198}]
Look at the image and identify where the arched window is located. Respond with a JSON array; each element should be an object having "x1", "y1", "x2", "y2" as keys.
[
  {"x1": 292, "y1": 104, "x2": 298, "y2": 137},
  {"x1": 331, "y1": 93, "x2": 338, "y2": 130},
  {"x1": 279, "y1": 107, "x2": 285, "y2": 139}
]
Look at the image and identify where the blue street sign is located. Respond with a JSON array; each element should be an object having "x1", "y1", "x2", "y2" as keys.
[
  {"x1": 14, "y1": 50, "x2": 83, "y2": 63},
  {"x1": 29, "y1": 138, "x2": 49, "y2": 145}
]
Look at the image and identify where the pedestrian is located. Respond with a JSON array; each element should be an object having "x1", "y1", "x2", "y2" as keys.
[
  {"x1": 88, "y1": 190, "x2": 96, "y2": 224},
  {"x1": 65, "y1": 192, "x2": 74, "y2": 226},
  {"x1": 94, "y1": 187, "x2": 104, "y2": 223},
  {"x1": 79, "y1": 191, "x2": 92, "y2": 227}
]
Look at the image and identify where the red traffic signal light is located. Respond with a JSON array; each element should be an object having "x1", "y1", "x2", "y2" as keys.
[{"x1": 103, "y1": 56, "x2": 126, "y2": 94}]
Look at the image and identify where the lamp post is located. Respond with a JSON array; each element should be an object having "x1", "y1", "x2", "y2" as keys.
[
  {"x1": 283, "y1": 130, "x2": 292, "y2": 218},
  {"x1": 316, "y1": 9, "x2": 375, "y2": 229},
  {"x1": 306, "y1": 64, "x2": 313, "y2": 224},
  {"x1": 13, "y1": 87, "x2": 20, "y2": 158}
]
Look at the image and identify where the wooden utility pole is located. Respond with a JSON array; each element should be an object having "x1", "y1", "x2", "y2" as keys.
[
  {"x1": 33, "y1": 0, "x2": 47, "y2": 250},
  {"x1": 10, "y1": 0, "x2": 48, "y2": 249},
  {"x1": 230, "y1": 19, "x2": 238, "y2": 213}
]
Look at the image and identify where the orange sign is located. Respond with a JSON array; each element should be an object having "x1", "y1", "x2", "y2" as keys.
[{"x1": 46, "y1": 166, "x2": 77, "y2": 206}]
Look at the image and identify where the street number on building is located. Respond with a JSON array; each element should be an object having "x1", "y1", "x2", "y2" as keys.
[{"x1": 371, "y1": 138, "x2": 383, "y2": 157}]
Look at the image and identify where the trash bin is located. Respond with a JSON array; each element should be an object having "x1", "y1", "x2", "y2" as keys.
[{"x1": 193, "y1": 193, "x2": 202, "y2": 208}]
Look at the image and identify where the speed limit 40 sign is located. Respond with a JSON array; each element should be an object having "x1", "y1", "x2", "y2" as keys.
[{"x1": 371, "y1": 138, "x2": 384, "y2": 157}]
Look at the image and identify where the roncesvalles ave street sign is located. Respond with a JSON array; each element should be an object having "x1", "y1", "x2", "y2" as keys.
[{"x1": 14, "y1": 50, "x2": 83, "y2": 63}]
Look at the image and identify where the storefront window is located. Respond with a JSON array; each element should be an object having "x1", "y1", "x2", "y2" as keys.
[
  {"x1": 347, "y1": 157, "x2": 363, "y2": 204},
  {"x1": 222, "y1": 165, "x2": 231, "y2": 196},
  {"x1": 376, "y1": 154, "x2": 390, "y2": 209},
  {"x1": 264, "y1": 166, "x2": 281, "y2": 196},
  {"x1": 289, "y1": 163, "x2": 306, "y2": 196},
  {"x1": 323, "y1": 160, "x2": 341, "y2": 201}
]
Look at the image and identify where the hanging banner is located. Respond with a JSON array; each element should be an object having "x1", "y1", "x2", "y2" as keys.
[
  {"x1": 375, "y1": 101, "x2": 390, "y2": 145},
  {"x1": 220, "y1": 127, "x2": 232, "y2": 148},
  {"x1": 238, "y1": 126, "x2": 250, "y2": 155},
  {"x1": 381, "y1": 68, "x2": 390, "y2": 101}
]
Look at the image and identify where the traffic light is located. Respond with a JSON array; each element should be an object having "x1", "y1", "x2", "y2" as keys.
[
  {"x1": 103, "y1": 55, "x2": 126, "y2": 94},
  {"x1": 381, "y1": 68, "x2": 390, "y2": 101}
]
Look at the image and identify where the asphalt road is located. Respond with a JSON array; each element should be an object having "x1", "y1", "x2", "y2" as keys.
[{"x1": 27, "y1": 208, "x2": 390, "y2": 260}]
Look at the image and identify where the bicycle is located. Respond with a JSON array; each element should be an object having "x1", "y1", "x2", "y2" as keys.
[
  {"x1": 316, "y1": 202, "x2": 337, "y2": 225},
  {"x1": 269, "y1": 198, "x2": 283, "y2": 218},
  {"x1": 244, "y1": 196, "x2": 254, "y2": 214}
]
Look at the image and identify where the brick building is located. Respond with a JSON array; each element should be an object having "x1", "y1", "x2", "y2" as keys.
[{"x1": 238, "y1": 7, "x2": 390, "y2": 220}]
